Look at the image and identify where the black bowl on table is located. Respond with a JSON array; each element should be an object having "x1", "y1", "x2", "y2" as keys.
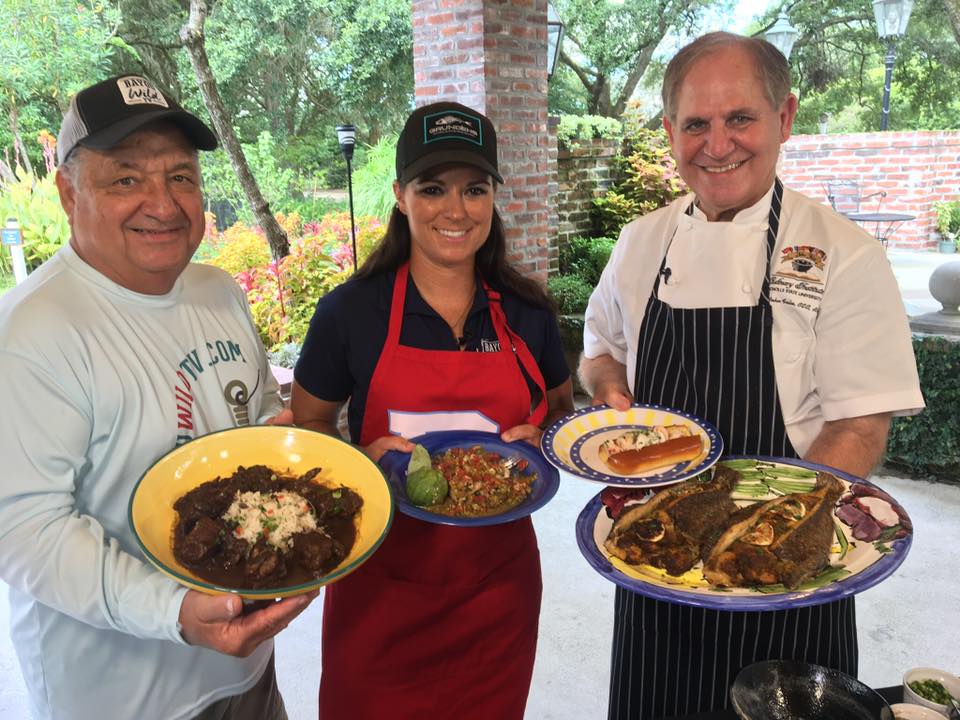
[{"x1": 730, "y1": 660, "x2": 893, "y2": 720}]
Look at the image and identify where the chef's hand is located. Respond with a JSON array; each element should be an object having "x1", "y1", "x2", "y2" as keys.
[
  {"x1": 363, "y1": 434, "x2": 415, "y2": 463},
  {"x1": 501, "y1": 424, "x2": 542, "y2": 446},
  {"x1": 265, "y1": 408, "x2": 294, "y2": 426},
  {"x1": 591, "y1": 381, "x2": 632, "y2": 411},
  {"x1": 179, "y1": 589, "x2": 318, "y2": 658}
]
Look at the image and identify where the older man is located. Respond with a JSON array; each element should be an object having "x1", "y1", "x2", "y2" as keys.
[
  {"x1": 0, "y1": 76, "x2": 313, "y2": 720},
  {"x1": 580, "y1": 33, "x2": 924, "y2": 718}
]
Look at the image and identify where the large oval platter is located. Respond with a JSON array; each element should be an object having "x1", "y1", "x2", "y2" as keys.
[
  {"x1": 575, "y1": 456, "x2": 913, "y2": 610},
  {"x1": 541, "y1": 403, "x2": 723, "y2": 487},
  {"x1": 380, "y1": 430, "x2": 560, "y2": 527}
]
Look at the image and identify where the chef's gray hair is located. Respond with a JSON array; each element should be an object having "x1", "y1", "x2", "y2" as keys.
[{"x1": 661, "y1": 31, "x2": 792, "y2": 123}]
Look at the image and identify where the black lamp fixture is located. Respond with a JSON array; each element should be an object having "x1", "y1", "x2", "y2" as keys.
[
  {"x1": 547, "y1": 3, "x2": 565, "y2": 80},
  {"x1": 764, "y1": 12, "x2": 799, "y2": 60},
  {"x1": 873, "y1": 0, "x2": 915, "y2": 131},
  {"x1": 335, "y1": 124, "x2": 358, "y2": 271}
]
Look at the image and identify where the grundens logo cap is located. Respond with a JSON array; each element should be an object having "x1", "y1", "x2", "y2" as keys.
[{"x1": 395, "y1": 101, "x2": 503, "y2": 185}]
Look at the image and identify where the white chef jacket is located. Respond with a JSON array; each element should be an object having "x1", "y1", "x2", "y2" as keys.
[{"x1": 583, "y1": 184, "x2": 925, "y2": 456}]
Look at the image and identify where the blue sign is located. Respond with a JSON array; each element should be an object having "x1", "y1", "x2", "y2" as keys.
[{"x1": 2, "y1": 228, "x2": 22, "y2": 247}]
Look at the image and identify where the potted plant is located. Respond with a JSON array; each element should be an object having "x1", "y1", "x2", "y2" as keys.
[{"x1": 932, "y1": 199, "x2": 960, "y2": 253}]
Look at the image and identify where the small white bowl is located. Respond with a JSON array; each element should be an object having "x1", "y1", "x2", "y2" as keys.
[
  {"x1": 902, "y1": 667, "x2": 960, "y2": 716},
  {"x1": 891, "y1": 702, "x2": 948, "y2": 720}
]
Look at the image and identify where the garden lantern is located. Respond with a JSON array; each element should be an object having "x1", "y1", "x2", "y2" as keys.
[
  {"x1": 873, "y1": 0, "x2": 915, "y2": 131},
  {"x1": 764, "y1": 12, "x2": 799, "y2": 60},
  {"x1": 547, "y1": 3, "x2": 564, "y2": 80},
  {"x1": 336, "y1": 124, "x2": 358, "y2": 272}
]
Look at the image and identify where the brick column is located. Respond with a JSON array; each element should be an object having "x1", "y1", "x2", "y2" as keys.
[{"x1": 412, "y1": 0, "x2": 551, "y2": 280}]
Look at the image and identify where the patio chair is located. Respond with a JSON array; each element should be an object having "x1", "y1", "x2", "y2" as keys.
[{"x1": 823, "y1": 179, "x2": 887, "y2": 216}]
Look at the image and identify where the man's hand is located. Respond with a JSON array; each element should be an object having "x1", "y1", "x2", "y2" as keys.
[
  {"x1": 578, "y1": 354, "x2": 632, "y2": 410},
  {"x1": 265, "y1": 408, "x2": 294, "y2": 426},
  {"x1": 179, "y1": 589, "x2": 318, "y2": 657}
]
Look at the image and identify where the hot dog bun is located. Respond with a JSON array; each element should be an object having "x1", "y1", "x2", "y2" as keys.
[{"x1": 603, "y1": 435, "x2": 703, "y2": 475}]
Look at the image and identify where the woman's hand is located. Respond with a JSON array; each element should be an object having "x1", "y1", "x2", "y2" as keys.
[
  {"x1": 501, "y1": 424, "x2": 542, "y2": 447},
  {"x1": 363, "y1": 434, "x2": 415, "y2": 463}
]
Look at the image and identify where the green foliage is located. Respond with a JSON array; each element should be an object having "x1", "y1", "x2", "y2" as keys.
[
  {"x1": 559, "y1": 235, "x2": 615, "y2": 284},
  {"x1": 885, "y1": 336, "x2": 960, "y2": 480},
  {"x1": 352, "y1": 134, "x2": 398, "y2": 221},
  {"x1": 0, "y1": 0, "x2": 121, "y2": 167},
  {"x1": 556, "y1": 114, "x2": 623, "y2": 149},
  {"x1": 0, "y1": 167, "x2": 70, "y2": 271},
  {"x1": 550, "y1": 235, "x2": 615, "y2": 315},
  {"x1": 593, "y1": 127, "x2": 686, "y2": 238},
  {"x1": 932, "y1": 199, "x2": 960, "y2": 244},
  {"x1": 547, "y1": 274, "x2": 595, "y2": 315},
  {"x1": 204, "y1": 211, "x2": 383, "y2": 348},
  {"x1": 199, "y1": 132, "x2": 300, "y2": 224}
]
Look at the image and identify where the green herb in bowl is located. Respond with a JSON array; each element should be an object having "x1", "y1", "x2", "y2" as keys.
[{"x1": 908, "y1": 678, "x2": 954, "y2": 705}]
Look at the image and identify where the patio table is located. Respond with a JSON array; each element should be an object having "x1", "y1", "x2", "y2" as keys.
[{"x1": 845, "y1": 211, "x2": 916, "y2": 247}]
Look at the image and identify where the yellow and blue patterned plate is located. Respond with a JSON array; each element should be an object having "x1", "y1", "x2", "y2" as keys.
[{"x1": 540, "y1": 403, "x2": 722, "y2": 487}]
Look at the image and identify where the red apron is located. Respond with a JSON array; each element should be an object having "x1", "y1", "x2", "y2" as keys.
[{"x1": 319, "y1": 263, "x2": 547, "y2": 720}]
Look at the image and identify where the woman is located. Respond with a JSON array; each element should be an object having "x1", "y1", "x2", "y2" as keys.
[{"x1": 291, "y1": 101, "x2": 574, "y2": 719}]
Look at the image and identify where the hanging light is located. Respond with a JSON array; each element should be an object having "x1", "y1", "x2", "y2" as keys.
[
  {"x1": 764, "y1": 12, "x2": 799, "y2": 60},
  {"x1": 547, "y1": 3, "x2": 565, "y2": 79}
]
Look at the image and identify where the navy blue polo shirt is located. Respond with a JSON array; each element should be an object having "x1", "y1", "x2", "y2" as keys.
[{"x1": 294, "y1": 269, "x2": 570, "y2": 442}]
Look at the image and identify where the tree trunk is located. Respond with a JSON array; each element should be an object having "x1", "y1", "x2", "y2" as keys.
[
  {"x1": 943, "y1": 0, "x2": 960, "y2": 47},
  {"x1": 180, "y1": 0, "x2": 289, "y2": 259},
  {"x1": 8, "y1": 100, "x2": 34, "y2": 178}
]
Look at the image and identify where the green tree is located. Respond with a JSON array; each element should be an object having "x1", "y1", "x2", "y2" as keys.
[
  {"x1": 0, "y1": 0, "x2": 121, "y2": 173},
  {"x1": 551, "y1": 0, "x2": 719, "y2": 117}
]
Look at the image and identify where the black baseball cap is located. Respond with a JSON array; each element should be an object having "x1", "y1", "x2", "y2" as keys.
[
  {"x1": 395, "y1": 101, "x2": 503, "y2": 185},
  {"x1": 57, "y1": 75, "x2": 218, "y2": 164}
]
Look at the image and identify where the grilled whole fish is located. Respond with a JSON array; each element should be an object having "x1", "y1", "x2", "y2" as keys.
[
  {"x1": 603, "y1": 466, "x2": 739, "y2": 576},
  {"x1": 703, "y1": 472, "x2": 844, "y2": 589}
]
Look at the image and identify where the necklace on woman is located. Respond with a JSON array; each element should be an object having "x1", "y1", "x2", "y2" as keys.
[{"x1": 450, "y1": 288, "x2": 475, "y2": 351}]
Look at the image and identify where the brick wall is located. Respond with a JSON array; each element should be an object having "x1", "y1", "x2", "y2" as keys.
[
  {"x1": 555, "y1": 137, "x2": 620, "y2": 248},
  {"x1": 781, "y1": 130, "x2": 960, "y2": 250},
  {"x1": 412, "y1": 0, "x2": 551, "y2": 280}
]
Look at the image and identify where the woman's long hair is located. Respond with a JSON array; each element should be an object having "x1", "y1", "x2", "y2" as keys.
[{"x1": 356, "y1": 201, "x2": 555, "y2": 311}]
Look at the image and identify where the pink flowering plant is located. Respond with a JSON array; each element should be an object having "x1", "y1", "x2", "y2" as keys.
[{"x1": 203, "y1": 210, "x2": 383, "y2": 348}]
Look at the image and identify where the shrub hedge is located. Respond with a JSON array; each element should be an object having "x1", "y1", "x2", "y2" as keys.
[{"x1": 884, "y1": 335, "x2": 960, "y2": 480}]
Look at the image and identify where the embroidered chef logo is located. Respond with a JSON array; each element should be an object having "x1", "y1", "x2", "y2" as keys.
[
  {"x1": 770, "y1": 245, "x2": 827, "y2": 314},
  {"x1": 116, "y1": 76, "x2": 168, "y2": 108},
  {"x1": 423, "y1": 111, "x2": 482, "y2": 146},
  {"x1": 776, "y1": 245, "x2": 826, "y2": 281}
]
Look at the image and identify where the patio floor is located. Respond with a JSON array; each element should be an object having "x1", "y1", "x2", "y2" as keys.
[{"x1": 2, "y1": 249, "x2": 959, "y2": 719}]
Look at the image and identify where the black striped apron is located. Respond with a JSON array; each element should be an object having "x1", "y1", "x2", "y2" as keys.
[{"x1": 608, "y1": 179, "x2": 858, "y2": 720}]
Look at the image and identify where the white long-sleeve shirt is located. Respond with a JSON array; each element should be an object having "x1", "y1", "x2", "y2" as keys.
[{"x1": 0, "y1": 244, "x2": 283, "y2": 720}]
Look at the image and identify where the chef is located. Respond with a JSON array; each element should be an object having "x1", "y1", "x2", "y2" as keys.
[{"x1": 579, "y1": 31, "x2": 924, "y2": 719}]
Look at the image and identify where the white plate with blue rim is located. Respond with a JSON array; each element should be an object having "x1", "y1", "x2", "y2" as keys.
[{"x1": 540, "y1": 403, "x2": 723, "y2": 488}]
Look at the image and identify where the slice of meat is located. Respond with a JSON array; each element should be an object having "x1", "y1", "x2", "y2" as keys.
[
  {"x1": 703, "y1": 472, "x2": 844, "y2": 589},
  {"x1": 603, "y1": 466, "x2": 739, "y2": 576},
  {"x1": 177, "y1": 516, "x2": 224, "y2": 564}
]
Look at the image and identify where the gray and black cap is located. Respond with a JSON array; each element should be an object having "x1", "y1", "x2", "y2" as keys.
[
  {"x1": 57, "y1": 75, "x2": 218, "y2": 165},
  {"x1": 395, "y1": 101, "x2": 503, "y2": 185}
]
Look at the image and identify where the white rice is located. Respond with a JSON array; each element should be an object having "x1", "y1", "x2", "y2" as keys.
[{"x1": 222, "y1": 490, "x2": 316, "y2": 550}]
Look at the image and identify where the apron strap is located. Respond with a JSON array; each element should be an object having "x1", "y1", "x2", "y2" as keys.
[
  {"x1": 386, "y1": 263, "x2": 411, "y2": 347},
  {"x1": 485, "y1": 286, "x2": 548, "y2": 427}
]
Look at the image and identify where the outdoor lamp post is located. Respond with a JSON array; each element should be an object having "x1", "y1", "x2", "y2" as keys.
[
  {"x1": 335, "y1": 124, "x2": 358, "y2": 272},
  {"x1": 873, "y1": 0, "x2": 915, "y2": 131},
  {"x1": 547, "y1": 3, "x2": 564, "y2": 79},
  {"x1": 764, "y1": 12, "x2": 799, "y2": 60}
]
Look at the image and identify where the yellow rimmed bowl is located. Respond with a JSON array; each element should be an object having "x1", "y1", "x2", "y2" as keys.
[{"x1": 129, "y1": 426, "x2": 393, "y2": 599}]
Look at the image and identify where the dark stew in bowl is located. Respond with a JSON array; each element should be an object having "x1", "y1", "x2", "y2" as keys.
[{"x1": 172, "y1": 464, "x2": 362, "y2": 589}]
